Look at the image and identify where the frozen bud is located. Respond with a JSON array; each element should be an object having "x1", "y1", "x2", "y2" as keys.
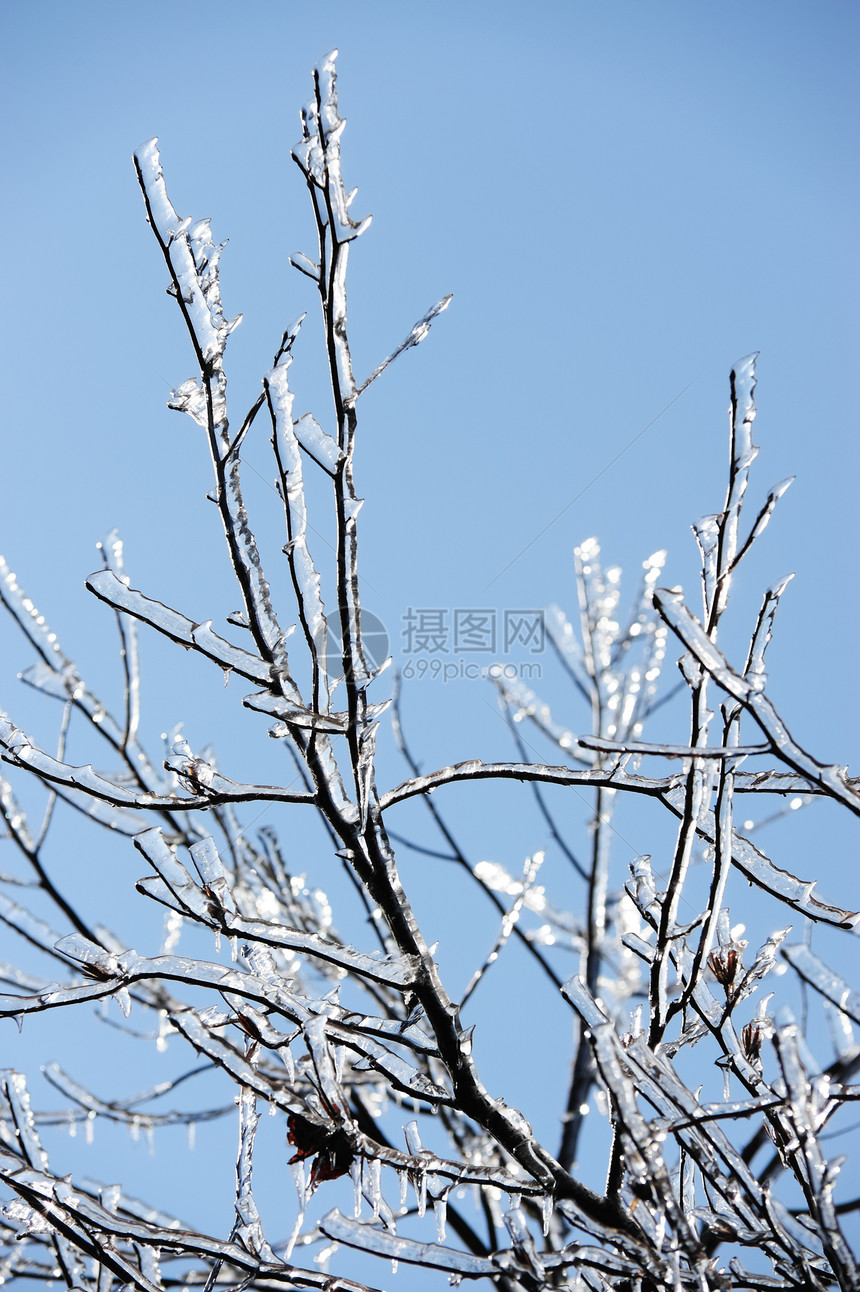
[
  {"x1": 708, "y1": 947, "x2": 741, "y2": 992},
  {"x1": 742, "y1": 1021, "x2": 764, "y2": 1062}
]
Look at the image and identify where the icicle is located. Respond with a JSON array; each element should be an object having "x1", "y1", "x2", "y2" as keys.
[
  {"x1": 213, "y1": 929, "x2": 221, "y2": 954},
  {"x1": 350, "y1": 1159, "x2": 363, "y2": 1219},
  {"x1": 68, "y1": 1112, "x2": 77, "y2": 1139},
  {"x1": 116, "y1": 987, "x2": 132, "y2": 1018},
  {"x1": 282, "y1": 1046, "x2": 296, "y2": 1083},
  {"x1": 187, "y1": 1122, "x2": 196, "y2": 1151},
  {"x1": 404, "y1": 1120, "x2": 422, "y2": 1154},
  {"x1": 415, "y1": 1168, "x2": 427, "y2": 1218},
  {"x1": 541, "y1": 1193, "x2": 553, "y2": 1236},
  {"x1": 85, "y1": 1111, "x2": 95, "y2": 1145},
  {"x1": 434, "y1": 1195, "x2": 447, "y2": 1243},
  {"x1": 230, "y1": 936, "x2": 239, "y2": 963},
  {"x1": 284, "y1": 1159, "x2": 309, "y2": 1260},
  {"x1": 145, "y1": 1123, "x2": 155, "y2": 1155},
  {"x1": 369, "y1": 1157, "x2": 383, "y2": 1220},
  {"x1": 398, "y1": 1168, "x2": 409, "y2": 1213},
  {"x1": 130, "y1": 1116, "x2": 140, "y2": 1142}
]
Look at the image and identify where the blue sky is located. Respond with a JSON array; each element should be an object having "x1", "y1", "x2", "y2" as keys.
[
  {"x1": 1, "y1": 0, "x2": 858, "y2": 1276},
  {"x1": 1, "y1": 2, "x2": 856, "y2": 750}
]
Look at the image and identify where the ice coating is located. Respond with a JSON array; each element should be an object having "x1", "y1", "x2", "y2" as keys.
[
  {"x1": 738, "y1": 476, "x2": 795, "y2": 561},
  {"x1": 133, "y1": 144, "x2": 299, "y2": 691},
  {"x1": 575, "y1": 537, "x2": 622, "y2": 675},
  {"x1": 771, "y1": 1023, "x2": 858, "y2": 1281},
  {"x1": 357, "y1": 293, "x2": 453, "y2": 396},
  {"x1": 0, "y1": 773, "x2": 34, "y2": 852},
  {"x1": 655, "y1": 587, "x2": 860, "y2": 817},
  {"x1": 782, "y1": 944, "x2": 860, "y2": 1026},
  {"x1": 563, "y1": 977, "x2": 744, "y2": 1252},
  {"x1": 294, "y1": 412, "x2": 344, "y2": 470},
  {"x1": 133, "y1": 139, "x2": 183, "y2": 242},
  {"x1": 167, "y1": 377, "x2": 208, "y2": 427},
  {"x1": 134, "y1": 829, "x2": 420, "y2": 985},
  {"x1": 623, "y1": 1036, "x2": 766, "y2": 1213},
  {"x1": 492, "y1": 676, "x2": 583, "y2": 757},
  {"x1": 266, "y1": 358, "x2": 330, "y2": 701},
  {"x1": 744, "y1": 573, "x2": 794, "y2": 680},
  {"x1": 729, "y1": 352, "x2": 759, "y2": 474},
  {"x1": 288, "y1": 251, "x2": 319, "y2": 280},
  {"x1": 86, "y1": 571, "x2": 274, "y2": 687},
  {"x1": 242, "y1": 690, "x2": 348, "y2": 731},
  {"x1": 544, "y1": 603, "x2": 590, "y2": 696},
  {"x1": 19, "y1": 659, "x2": 84, "y2": 703},
  {"x1": 233, "y1": 1086, "x2": 279, "y2": 1262},
  {"x1": 291, "y1": 52, "x2": 371, "y2": 245},
  {"x1": 134, "y1": 140, "x2": 241, "y2": 365},
  {"x1": 692, "y1": 514, "x2": 721, "y2": 620},
  {"x1": 352, "y1": 1040, "x2": 450, "y2": 1102},
  {"x1": 504, "y1": 1206, "x2": 544, "y2": 1279},
  {"x1": 1, "y1": 1072, "x2": 50, "y2": 1173},
  {"x1": 356, "y1": 719, "x2": 378, "y2": 829},
  {"x1": 134, "y1": 828, "x2": 202, "y2": 908},
  {"x1": 0, "y1": 558, "x2": 169, "y2": 791},
  {"x1": 0, "y1": 1140, "x2": 270, "y2": 1276},
  {"x1": 54, "y1": 934, "x2": 122, "y2": 978},
  {"x1": 302, "y1": 1015, "x2": 343, "y2": 1112},
  {"x1": 189, "y1": 836, "x2": 236, "y2": 913},
  {"x1": 319, "y1": 1209, "x2": 497, "y2": 1275},
  {"x1": 0, "y1": 718, "x2": 140, "y2": 806}
]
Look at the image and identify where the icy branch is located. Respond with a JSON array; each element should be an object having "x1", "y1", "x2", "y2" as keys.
[{"x1": 655, "y1": 588, "x2": 860, "y2": 816}]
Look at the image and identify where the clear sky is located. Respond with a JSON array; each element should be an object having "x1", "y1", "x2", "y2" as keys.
[{"x1": 1, "y1": 0, "x2": 858, "y2": 1277}]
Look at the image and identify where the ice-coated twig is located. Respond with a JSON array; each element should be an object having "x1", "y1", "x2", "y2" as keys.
[
  {"x1": 460, "y1": 852, "x2": 547, "y2": 1010},
  {"x1": 772, "y1": 1025, "x2": 860, "y2": 1289},
  {"x1": 580, "y1": 735, "x2": 769, "y2": 758},
  {"x1": 133, "y1": 139, "x2": 298, "y2": 700},
  {"x1": 1, "y1": 558, "x2": 167, "y2": 799},
  {"x1": 782, "y1": 945, "x2": 860, "y2": 1027},
  {"x1": 319, "y1": 1209, "x2": 498, "y2": 1276},
  {"x1": 356, "y1": 294, "x2": 453, "y2": 397},
  {"x1": 654, "y1": 589, "x2": 860, "y2": 816},
  {"x1": 380, "y1": 759, "x2": 666, "y2": 808},
  {"x1": 0, "y1": 719, "x2": 314, "y2": 811},
  {"x1": 97, "y1": 530, "x2": 141, "y2": 753},
  {"x1": 491, "y1": 675, "x2": 592, "y2": 763},
  {"x1": 86, "y1": 570, "x2": 277, "y2": 688},
  {"x1": 41, "y1": 1063, "x2": 231, "y2": 1130},
  {"x1": 266, "y1": 356, "x2": 330, "y2": 712},
  {"x1": 0, "y1": 1140, "x2": 377, "y2": 1292},
  {"x1": 379, "y1": 757, "x2": 834, "y2": 811},
  {"x1": 232, "y1": 1081, "x2": 279, "y2": 1262}
]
